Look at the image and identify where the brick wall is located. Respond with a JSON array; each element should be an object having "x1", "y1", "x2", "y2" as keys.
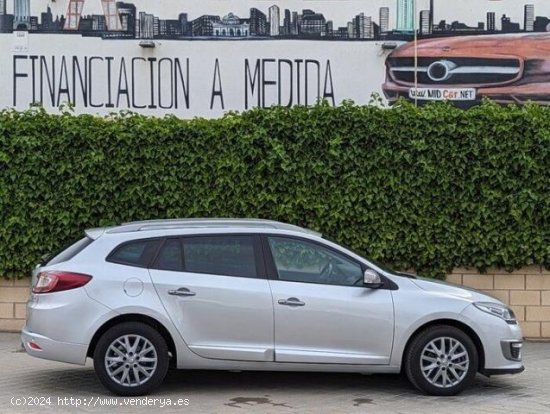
[
  {"x1": 447, "y1": 266, "x2": 550, "y2": 339},
  {"x1": 1, "y1": 268, "x2": 550, "y2": 338}
]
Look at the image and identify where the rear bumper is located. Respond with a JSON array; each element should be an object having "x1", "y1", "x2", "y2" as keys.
[{"x1": 21, "y1": 327, "x2": 88, "y2": 365}]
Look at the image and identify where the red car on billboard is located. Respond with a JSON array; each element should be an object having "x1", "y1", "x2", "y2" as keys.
[{"x1": 383, "y1": 33, "x2": 550, "y2": 106}]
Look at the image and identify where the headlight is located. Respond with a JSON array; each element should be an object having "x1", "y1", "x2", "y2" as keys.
[{"x1": 474, "y1": 302, "x2": 517, "y2": 324}]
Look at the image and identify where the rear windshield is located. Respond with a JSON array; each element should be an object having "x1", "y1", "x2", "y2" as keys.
[{"x1": 46, "y1": 237, "x2": 94, "y2": 266}]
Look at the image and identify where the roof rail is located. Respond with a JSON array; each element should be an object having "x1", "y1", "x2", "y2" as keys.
[{"x1": 103, "y1": 218, "x2": 322, "y2": 237}]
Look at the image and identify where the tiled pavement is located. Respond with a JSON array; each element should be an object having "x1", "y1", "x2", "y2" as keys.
[{"x1": 1, "y1": 333, "x2": 549, "y2": 413}]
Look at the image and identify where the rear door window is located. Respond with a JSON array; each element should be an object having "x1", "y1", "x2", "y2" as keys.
[
  {"x1": 152, "y1": 239, "x2": 184, "y2": 271},
  {"x1": 182, "y1": 235, "x2": 258, "y2": 278}
]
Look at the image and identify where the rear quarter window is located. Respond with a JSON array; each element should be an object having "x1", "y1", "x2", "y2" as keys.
[{"x1": 107, "y1": 239, "x2": 162, "y2": 268}]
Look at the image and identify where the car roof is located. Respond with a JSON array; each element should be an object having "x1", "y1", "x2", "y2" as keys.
[{"x1": 85, "y1": 218, "x2": 322, "y2": 239}]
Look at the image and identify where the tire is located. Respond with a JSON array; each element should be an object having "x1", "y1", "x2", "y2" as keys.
[
  {"x1": 404, "y1": 325, "x2": 478, "y2": 396},
  {"x1": 93, "y1": 322, "x2": 169, "y2": 396}
]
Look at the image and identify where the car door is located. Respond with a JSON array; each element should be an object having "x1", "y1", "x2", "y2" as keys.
[
  {"x1": 149, "y1": 234, "x2": 274, "y2": 362},
  {"x1": 264, "y1": 235, "x2": 394, "y2": 365}
]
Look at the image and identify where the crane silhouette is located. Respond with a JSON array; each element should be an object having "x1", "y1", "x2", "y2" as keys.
[{"x1": 64, "y1": 0, "x2": 121, "y2": 31}]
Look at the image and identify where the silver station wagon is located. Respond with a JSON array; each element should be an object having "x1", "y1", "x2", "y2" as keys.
[{"x1": 22, "y1": 219, "x2": 524, "y2": 396}]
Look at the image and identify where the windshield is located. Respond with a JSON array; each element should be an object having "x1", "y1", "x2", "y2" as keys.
[
  {"x1": 323, "y1": 237, "x2": 415, "y2": 278},
  {"x1": 367, "y1": 257, "x2": 400, "y2": 274}
]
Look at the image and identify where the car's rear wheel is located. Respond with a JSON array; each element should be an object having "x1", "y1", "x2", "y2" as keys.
[
  {"x1": 93, "y1": 322, "x2": 169, "y2": 396},
  {"x1": 405, "y1": 325, "x2": 478, "y2": 396}
]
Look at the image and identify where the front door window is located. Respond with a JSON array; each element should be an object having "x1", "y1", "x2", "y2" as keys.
[{"x1": 268, "y1": 237, "x2": 363, "y2": 287}]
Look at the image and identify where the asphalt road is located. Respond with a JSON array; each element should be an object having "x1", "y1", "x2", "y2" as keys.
[{"x1": 1, "y1": 333, "x2": 549, "y2": 414}]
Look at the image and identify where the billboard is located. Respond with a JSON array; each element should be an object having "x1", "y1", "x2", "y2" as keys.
[{"x1": 1, "y1": 1, "x2": 550, "y2": 117}]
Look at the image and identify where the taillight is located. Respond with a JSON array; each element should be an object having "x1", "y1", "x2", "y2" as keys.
[{"x1": 32, "y1": 271, "x2": 92, "y2": 294}]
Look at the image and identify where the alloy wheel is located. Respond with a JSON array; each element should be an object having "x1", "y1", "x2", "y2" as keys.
[
  {"x1": 420, "y1": 336, "x2": 470, "y2": 388},
  {"x1": 104, "y1": 334, "x2": 158, "y2": 387}
]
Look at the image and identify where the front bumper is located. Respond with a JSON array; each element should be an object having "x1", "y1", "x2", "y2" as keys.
[
  {"x1": 481, "y1": 366, "x2": 525, "y2": 376},
  {"x1": 459, "y1": 304, "x2": 524, "y2": 373},
  {"x1": 21, "y1": 327, "x2": 88, "y2": 365}
]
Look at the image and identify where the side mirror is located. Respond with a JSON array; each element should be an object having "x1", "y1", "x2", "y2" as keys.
[{"x1": 363, "y1": 269, "x2": 384, "y2": 289}]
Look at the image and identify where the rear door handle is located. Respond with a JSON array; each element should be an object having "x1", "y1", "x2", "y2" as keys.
[
  {"x1": 168, "y1": 287, "x2": 196, "y2": 297},
  {"x1": 278, "y1": 297, "x2": 305, "y2": 307}
]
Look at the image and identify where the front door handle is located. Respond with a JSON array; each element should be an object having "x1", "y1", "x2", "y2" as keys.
[
  {"x1": 278, "y1": 297, "x2": 305, "y2": 307},
  {"x1": 168, "y1": 287, "x2": 196, "y2": 297}
]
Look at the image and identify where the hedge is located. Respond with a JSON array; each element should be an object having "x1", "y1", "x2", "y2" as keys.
[{"x1": 0, "y1": 101, "x2": 549, "y2": 279}]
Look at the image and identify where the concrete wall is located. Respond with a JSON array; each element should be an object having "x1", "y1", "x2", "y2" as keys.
[
  {"x1": 0, "y1": 278, "x2": 30, "y2": 332},
  {"x1": 2, "y1": 267, "x2": 549, "y2": 338},
  {"x1": 447, "y1": 266, "x2": 550, "y2": 339}
]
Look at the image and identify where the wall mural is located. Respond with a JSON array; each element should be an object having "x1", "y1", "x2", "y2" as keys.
[{"x1": 1, "y1": 0, "x2": 550, "y2": 117}]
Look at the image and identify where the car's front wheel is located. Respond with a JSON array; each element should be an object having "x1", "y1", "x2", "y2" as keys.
[
  {"x1": 405, "y1": 325, "x2": 478, "y2": 396},
  {"x1": 93, "y1": 322, "x2": 169, "y2": 396}
]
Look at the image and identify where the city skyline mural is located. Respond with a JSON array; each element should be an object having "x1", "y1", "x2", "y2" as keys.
[{"x1": 1, "y1": 1, "x2": 550, "y2": 41}]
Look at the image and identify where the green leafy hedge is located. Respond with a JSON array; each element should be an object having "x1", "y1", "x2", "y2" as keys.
[{"x1": 0, "y1": 101, "x2": 549, "y2": 278}]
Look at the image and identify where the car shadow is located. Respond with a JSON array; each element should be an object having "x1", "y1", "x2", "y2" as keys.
[{"x1": 13, "y1": 364, "x2": 525, "y2": 401}]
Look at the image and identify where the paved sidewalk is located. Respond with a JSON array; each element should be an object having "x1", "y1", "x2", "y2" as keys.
[{"x1": 1, "y1": 333, "x2": 549, "y2": 414}]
